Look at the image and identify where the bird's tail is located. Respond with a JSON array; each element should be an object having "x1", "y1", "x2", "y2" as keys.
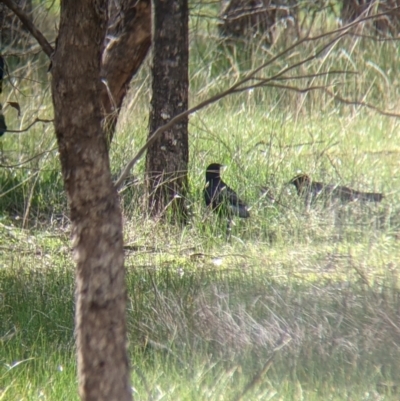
[{"x1": 356, "y1": 191, "x2": 384, "y2": 202}]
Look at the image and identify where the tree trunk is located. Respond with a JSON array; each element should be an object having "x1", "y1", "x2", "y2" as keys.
[
  {"x1": 1, "y1": 0, "x2": 151, "y2": 145},
  {"x1": 145, "y1": 0, "x2": 189, "y2": 223},
  {"x1": 101, "y1": 0, "x2": 152, "y2": 143},
  {"x1": 51, "y1": 1, "x2": 131, "y2": 400}
]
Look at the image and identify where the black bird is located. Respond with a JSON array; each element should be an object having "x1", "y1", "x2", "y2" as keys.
[
  {"x1": 0, "y1": 104, "x2": 6, "y2": 137},
  {"x1": 204, "y1": 163, "x2": 250, "y2": 222},
  {"x1": 289, "y1": 174, "x2": 384, "y2": 205},
  {"x1": 0, "y1": 55, "x2": 3, "y2": 94}
]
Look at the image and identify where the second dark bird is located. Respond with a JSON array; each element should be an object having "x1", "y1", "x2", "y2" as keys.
[
  {"x1": 289, "y1": 173, "x2": 384, "y2": 205},
  {"x1": 204, "y1": 163, "x2": 250, "y2": 219}
]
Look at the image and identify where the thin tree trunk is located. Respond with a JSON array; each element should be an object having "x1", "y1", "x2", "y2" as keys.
[
  {"x1": 146, "y1": 0, "x2": 189, "y2": 223},
  {"x1": 101, "y1": 0, "x2": 152, "y2": 143},
  {"x1": 51, "y1": 1, "x2": 131, "y2": 400},
  {"x1": 1, "y1": 0, "x2": 151, "y2": 145}
]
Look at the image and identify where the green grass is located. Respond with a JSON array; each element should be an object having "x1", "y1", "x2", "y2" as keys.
[
  {"x1": 1, "y1": 237, "x2": 400, "y2": 400},
  {"x1": 1, "y1": 4, "x2": 400, "y2": 400}
]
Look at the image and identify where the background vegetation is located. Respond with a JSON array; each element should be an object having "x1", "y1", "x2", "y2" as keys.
[{"x1": 1, "y1": 1, "x2": 400, "y2": 400}]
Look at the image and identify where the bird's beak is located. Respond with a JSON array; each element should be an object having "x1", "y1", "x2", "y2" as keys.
[{"x1": 220, "y1": 165, "x2": 227, "y2": 172}]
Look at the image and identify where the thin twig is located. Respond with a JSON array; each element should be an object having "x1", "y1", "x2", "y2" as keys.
[
  {"x1": 0, "y1": 170, "x2": 40, "y2": 198},
  {"x1": 0, "y1": 147, "x2": 57, "y2": 168},
  {"x1": 324, "y1": 88, "x2": 400, "y2": 118},
  {"x1": 269, "y1": 70, "x2": 357, "y2": 81},
  {"x1": 239, "y1": 81, "x2": 400, "y2": 119},
  {"x1": 5, "y1": 118, "x2": 54, "y2": 134},
  {"x1": 231, "y1": 82, "x2": 334, "y2": 94}
]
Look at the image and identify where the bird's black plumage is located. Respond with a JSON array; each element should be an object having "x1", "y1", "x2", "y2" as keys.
[
  {"x1": 204, "y1": 163, "x2": 250, "y2": 218},
  {"x1": 0, "y1": 104, "x2": 6, "y2": 137},
  {"x1": 0, "y1": 55, "x2": 3, "y2": 94},
  {"x1": 289, "y1": 174, "x2": 384, "y2": 205}
]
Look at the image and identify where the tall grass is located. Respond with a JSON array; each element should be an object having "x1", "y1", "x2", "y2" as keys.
[
  {"x1": 1, "y1": 238, "x2": 400, "y2": 400},
  {"x1": 1, "y1": 4, "x2": 400, "y2": 400}
]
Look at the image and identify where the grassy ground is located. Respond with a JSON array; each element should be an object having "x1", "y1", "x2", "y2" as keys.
[
  {"x1": 1, "y1": 229, "x2": 400, "y2": 400},
  {"x1": 1, "y1": 4, "x2": 400, "y2": 400}
]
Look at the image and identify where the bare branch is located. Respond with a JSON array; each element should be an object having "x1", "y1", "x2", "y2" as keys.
[
  {"x1": 114, "y1": 24, "x2": 350, "y2": 188},
  {"x1": 231, "y1": 82, "x2": 333, "y2": 94},
  {"x1": 114, "y1": 11, "x2": 400, "y2": 188},
  {"x1": 5, "y1": 118, "x2": 54, "y2": 133},
  {"x1": 349, "y1": 33, "x2": 400, "y2": 42},
  {"x1": 0, "y1": 147, "x2": 57, "y2": 168},
  {"x1": 236, "y1": 81, "x2": 400, "y2": 119},
  {"x1": 324, "y1": 89, "x2": 400, "y2": 118},
  {"x1": 0, "y1": 0, "x2": 54, "y2": 57},
  {"x1": 233, "y1": 7, "x2": 395, "y2": 88},
  {"x1": 270, "y1": 70, "x2": 357, "y2": 81},
  {"x1": 0, "y1": 170, "x2": 40, "y2": 198},
  {"x1": 114, "y1": 86, "x2": 234, "y2": 189}
]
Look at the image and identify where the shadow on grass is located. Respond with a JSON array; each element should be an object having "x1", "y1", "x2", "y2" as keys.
[{"x1": 2, "y1": 258, "x2": 399, "y2": 399}]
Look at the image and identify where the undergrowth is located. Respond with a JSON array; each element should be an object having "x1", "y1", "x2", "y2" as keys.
[{"x1": 1, "y1": 3, "x2": 400, "y2": 400}]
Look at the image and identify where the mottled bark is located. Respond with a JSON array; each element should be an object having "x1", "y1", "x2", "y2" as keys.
[
  {"x1": 101, "y1": 0, "x2": 152, "y2": 143},
  {"x1": 51, "y1": 1, "x2": 131, "y2": 401},
  {"x1": 145, "y1": 0, "x2": 189, "y2": 223}
]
